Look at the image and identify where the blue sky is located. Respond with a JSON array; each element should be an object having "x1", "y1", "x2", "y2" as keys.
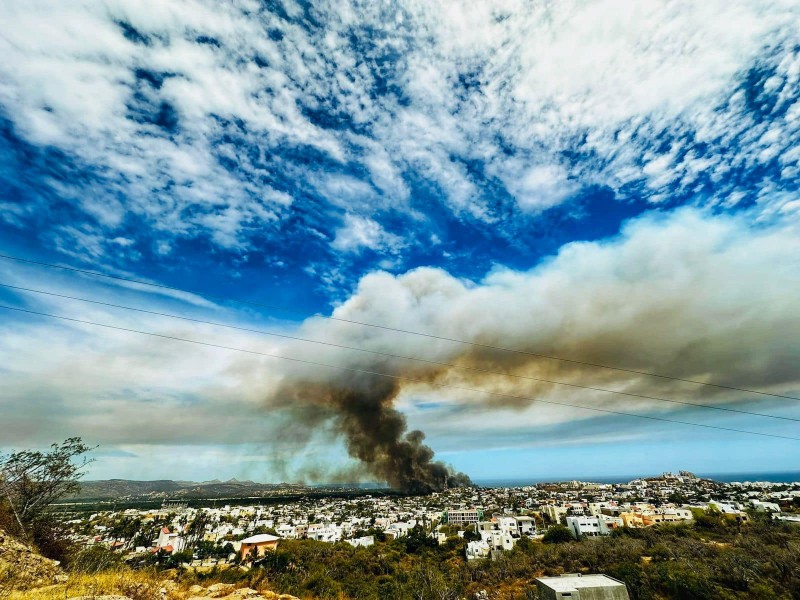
[{"x1": 0, "y1": 0, "x2": 799, "y2": 484}]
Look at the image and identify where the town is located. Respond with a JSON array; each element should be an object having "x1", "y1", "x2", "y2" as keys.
[{"x1": 65, "y1": 471, "x2": 800, "y2": 566}]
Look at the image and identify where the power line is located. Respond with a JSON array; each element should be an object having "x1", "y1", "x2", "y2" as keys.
[
  {"x1": 1, "y1": 303, "x2": 798, "y2": 442},
  {"x1": 3, "y1": 281, "x2": 798, "y2": 423},
  {"x1": 1, "y1": 251, "x2": 798, "y2": 402}
]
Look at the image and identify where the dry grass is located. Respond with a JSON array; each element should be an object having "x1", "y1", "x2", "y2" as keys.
[
  {"x1": 4, "y1": 569, "x2": 167, "y2": 600},
  {"x1": 2, "y1": 569, "x2": 288, "y2": 600}
]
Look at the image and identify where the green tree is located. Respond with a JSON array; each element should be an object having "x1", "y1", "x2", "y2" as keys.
[
  {"x1": 0, "y1": 438, "x2": 93, "y2": 537},
  {"x1": 405, "y1": 525, "x2": 438, "y2": 553},
  {"x1": 542, "y1": 525, "x2": 574, "y2": 544}
]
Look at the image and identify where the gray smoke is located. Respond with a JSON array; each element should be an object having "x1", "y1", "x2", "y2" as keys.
[
  {"x1": 274, "y1": 372, "x2": 471, "y2": 493},
  {"x1": 263, "y1": 210, "x2": 800, "y2": 492}
]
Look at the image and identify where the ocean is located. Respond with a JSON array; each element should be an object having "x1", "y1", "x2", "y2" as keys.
[{"x1": 475, "y1": 471, "x2": 800, "y2": 487}]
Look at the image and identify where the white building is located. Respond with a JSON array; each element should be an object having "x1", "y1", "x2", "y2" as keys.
[
  {"x1": 536, "y1": 574, "x2": 630, "y2": 600},
  {"x1": 275, "y1": 524, "x2": 297, "y2": 539},
  {"x1": 751, "y1": 500, "x2": 781, "y2": 513},
  {"x1": 514, "y1": 516, "x2": 536, "y2": 536},
  {"x1": 566, "y1": 516, "x2": 602, "y2": 538},
  {"x1": 660, "y1": 508, "x2": 693, "y2": 522},
  {"x1": 153, "y1": 527, "x2": 186, "y2": 553},
  {"x1": 497, "y1": 517, "x2": 520, "y2": 536},
  {"x1": 542, "y1": 504, "x2": 569, "y2": 523},
  {"x1": 347, "y1": 535, "x2": 375, "y2": 548},
  {"x1": 445, "y1": 509, "x2": 483, "y2": 525},
  {"x1": 566, "y1": 515, "x2": 621, "y2": 538},
  {"x1": 307, "y1": 523, "x2": 341, "y2": 543},
  {"x1": 385, "y1": 521, "x2": 414, "y2": 539},
  {"x1": 466, "y1": 540, "x2": 491, "y2": 560}
]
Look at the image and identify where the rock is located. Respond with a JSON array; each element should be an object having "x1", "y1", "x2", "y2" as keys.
[
  {"x1": 180, "y1": 583, "x2": 300, "y2": 600},
  {"x1": 159, "y1": 578, "x2": 179, "y2": 599},
  {"x1": 230, "y1": 589, "x2": 261, "y2": 598},
  {"x1": 160, "y1": 579, "x2": 179, "y2": 591},
  {"x1": 0, "y1": 528, "x2": 65, "y2": 591},
  {"x1": 207, "y1": 582, "x2": 237, "y2": 597},
  {"x1": 68, "y1": 596, "x2": 134, "y2": 600}
]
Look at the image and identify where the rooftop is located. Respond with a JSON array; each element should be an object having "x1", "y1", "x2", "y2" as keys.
[
  {"x1": 240, "y1": 534, "x2": 280, "y2": 544},
  {"x1": 536, "y1": 573, "x2": 626, "y2": 591}
]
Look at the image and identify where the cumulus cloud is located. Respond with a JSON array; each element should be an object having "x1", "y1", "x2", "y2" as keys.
[
  {"x1": 0, "y1": 209, "x2": 798, "y2": 482},
  {"x1": 286, "y1": 208, "x2": 799, "y2": 398},
  {"x1": 252, "y1": 209, "x2": 800, "y2": 482},
  {"x1": 2, "y1": 0, "x2": 800, "y2": 262}
]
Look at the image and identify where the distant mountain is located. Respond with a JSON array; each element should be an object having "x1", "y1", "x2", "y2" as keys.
[{"x1": 65, "y1": 478, "x2": 312, "y2": 501}]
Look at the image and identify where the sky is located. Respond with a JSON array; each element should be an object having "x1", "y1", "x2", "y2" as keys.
[{"x1": 1, "y1": 0, "x2": 799, "y2": 484}]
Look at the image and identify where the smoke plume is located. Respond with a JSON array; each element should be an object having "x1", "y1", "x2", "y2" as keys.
[
  {"x1": 264, "y1": 210, "x2": 800, "y2": 492},
  {"x1": 274, "y1": 372, "x2": 471, "y2": 493}
]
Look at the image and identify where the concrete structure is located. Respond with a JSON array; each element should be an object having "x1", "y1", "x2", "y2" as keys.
[
  {"x1": 307, "y1": 523, "x2": 342, "y2": 542},
  {"x1": 385, "y1": 521, "x2": 414, "y2": 539},
  {"x1": 566, "y1": 515, "x2": 621, "y2": 538},
  {"x1": 153, "y1": 527, "x2": 186, "y2": 554},
  {"x1": 466, "y1": 540, "x2": 491, "y2": 560},
  {"x1": 347, "y1": 535, "x2": 374, "y2": 548},
  {"x1": 444, "y1": 508, "x2": 483, "y2": 525},
  {"x1": 239, "y1": 533, "x2": 280, "y2": 559},
  {"x1": 566, "y1": 516, "x2": 602, "y2": 538},
  {"x1": 659, "y1": 508, "x2": 693, "y2": 522},
  {"x1": 536, "y1": 574, "x2": 630, "y2": 600},
  {"x1": 480, "y1": 528, "x2": 517, "y2": 551},
  {"x1": 542, "y1": 504, "x2": 569, "y2": 523},
  {"x1": 708, "y1": 501, "x2": 751, "y2": 524},
  {"x1": 776, "y1": 514, "x2": 800, "y2": 524},
  {"x1": 515, "y1": 516, "x2": 536, "y2": 536},
  {"x1": 751, "y1": 500, "x2": 781, "y2": 513}
]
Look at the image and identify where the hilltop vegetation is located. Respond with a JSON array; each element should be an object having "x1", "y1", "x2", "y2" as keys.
[
  {"x1": 2, "y1": 441, "x2": 799, "y2": 599},
  {"x1": 188, "y1": 516, "x2": 800, "y2": 600},
  {"x1": 4, "y1": 513, "x2": 799, "y2": 600},
  {"x1": 60, "y1": 479, "x2": 322, "y2": 502}
]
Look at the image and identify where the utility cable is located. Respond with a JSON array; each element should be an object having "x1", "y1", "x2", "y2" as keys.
[
  {"x1": 1, "y1": 303, "x2": 798, "y2": 442},
  {"x1": 1, "y1": 252, "x2": 798, "y2": 401},
  {"x1": 2, "y1": 281, "x2": 797, "y2": 423}
]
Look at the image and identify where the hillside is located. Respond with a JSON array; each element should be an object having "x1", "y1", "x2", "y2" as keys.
[
  {"x1": 0, "y1": 529, "x2": 65, "y2": 594},
  {"x1": 0, "y1": 528, "x2": 299, "y2": 600},
  {"x1": 62, "y1": 479, "x2": 310, "y2": 501},
  {"x1": 60, "y1": 479, "x2": 391, "y2": 504}
]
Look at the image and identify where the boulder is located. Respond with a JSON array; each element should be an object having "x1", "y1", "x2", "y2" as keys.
[
  {"x1": 0, "y1": 528, "x2": 64, "y2": 591},
  {"x1": 68, "y1": 596, "x2": 134, "y2": 600},
  {"x1": 207, "y1": 582, "x2": 237, "y2": 597},
  {"x1": 229, "y1": 588, "x2": 262, "y2": 598}
]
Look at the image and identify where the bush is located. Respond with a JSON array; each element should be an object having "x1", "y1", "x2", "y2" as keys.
[
  {"x1": 70, "y1": 545, "x2": 123, "y2": 573},
  {"x1": 542, "y1": 525, "x2": 574, "y2": 544}
]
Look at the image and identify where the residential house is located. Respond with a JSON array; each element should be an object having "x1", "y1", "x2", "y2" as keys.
[{"x1": 239, "y1": 534, "x2": 280, "y2": 560}]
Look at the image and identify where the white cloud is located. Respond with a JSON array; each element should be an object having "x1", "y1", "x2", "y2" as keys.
[
  {"x1": 2, "y1": 0, "x2": 799, "y2": 256},
  {"x1": 1, "y1": 209, "x2": 798, "y2": 478},
  {"x1": 493, "y1": 162, "x2": 579, "y2": 212},
  {"x1": 292, "y1": 208, "x2": 800, "y2": 431},
  {"x1": 331, "y1": 214, "x2": 404, "y2": 254}
]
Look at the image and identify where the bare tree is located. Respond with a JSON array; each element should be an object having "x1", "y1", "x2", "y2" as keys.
[{"x1": 0, "y1": 437, "x2": 94, "y2": 537}]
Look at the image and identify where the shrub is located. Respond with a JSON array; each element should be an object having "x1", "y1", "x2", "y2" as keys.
[{"x1": 542, "y1": 525, "x2": 574, "y2": 544}]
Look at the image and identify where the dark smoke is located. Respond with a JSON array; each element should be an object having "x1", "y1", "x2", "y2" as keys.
[
  {"x1": 260, "y1": 213, "x2": 800, "y2": 493},
  {"x1": 276, "y1": 373, "x2": 471, "y2": 494}
]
